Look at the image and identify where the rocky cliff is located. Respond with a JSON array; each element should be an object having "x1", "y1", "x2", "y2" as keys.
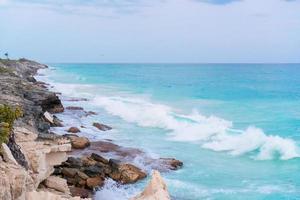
[{"x1": 0, "y1": 59, "x2": 82, "y2": 200}]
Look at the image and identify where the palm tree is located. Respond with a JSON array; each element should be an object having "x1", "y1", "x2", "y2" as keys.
[{"x1": 4, "y1": 52, "x2": 8, "y2": 60}]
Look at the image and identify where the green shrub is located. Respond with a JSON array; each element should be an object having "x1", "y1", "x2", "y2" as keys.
[
  {"x1": 0, "y1": 66, "x2": 12, "y2": 74},
  {"x1": 0, "y1": 105, "x2": 23, "y2": 145}
]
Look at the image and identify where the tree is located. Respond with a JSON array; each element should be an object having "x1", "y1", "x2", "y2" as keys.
[{"x1": 4, "y1": 52, "x2": 8, "y2": 59}]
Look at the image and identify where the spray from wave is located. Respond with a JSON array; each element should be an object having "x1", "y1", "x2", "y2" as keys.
[{"x1": 92, "y1": 96, "x2": 299, "y2": 160}]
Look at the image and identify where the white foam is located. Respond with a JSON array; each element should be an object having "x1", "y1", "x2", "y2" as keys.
[{"x1": 92, "y1": 95, "x2": 300, "y2": 160}]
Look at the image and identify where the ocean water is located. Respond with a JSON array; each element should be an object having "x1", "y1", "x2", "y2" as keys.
[{"x1": 37, "y1": 63, "x2": 300, "y2": 200}]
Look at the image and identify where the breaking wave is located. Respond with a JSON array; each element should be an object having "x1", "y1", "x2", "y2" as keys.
[{"x1": 92, "y1": 96, "x2": 299, "y2": 160}]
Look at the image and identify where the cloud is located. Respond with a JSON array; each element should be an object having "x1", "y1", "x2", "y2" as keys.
[{"x1": 194, "y1": 0, "x2": 241, "y2": 5}]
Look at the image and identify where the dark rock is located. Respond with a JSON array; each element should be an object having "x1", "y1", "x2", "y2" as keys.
[
  {"x1": 83, "y1": 165, "x2": 104, "y2": 177},
  {"x1": 62, "y1": 168, "x2": 78, "y2": 178},
  {"x1": 69, "y1": 187, "x2": 92, "y2": 198},
  {"x1": 109, "y1": 159, "x2": 121, "y2": 169},
  {"x1": 67, "y1": 127, "x2": 80, "y2": 133},
  {"x1": 66, "y1": 106, "x2": 84, "y2": 111},
  {"x1": 91, "y1": 153, "x2": 109, "y2": 164},
  {"x1": 65, "y1": 157, "x2": 82, "y2": 168},
  {"x1": 159, "y1": 158, "x2": 183, "y2": 170},
  {"x1": 86, "y1": 176, "x2": 104, "y2": 189},
  {"x1": 93, "y1": 122, "x2": 112, "y2": 131}
]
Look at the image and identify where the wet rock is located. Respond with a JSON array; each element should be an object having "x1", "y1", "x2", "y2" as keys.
[
  {"x1": 91, "y1": 153, "x2": 109, "y2": 164},
  {"x1": 67, "y1": 127, "x2": 80, "y2": 133},
  {"x1": 70, "y1": 137, "x2": 90, "y2": 149},
  {"x1": 83, "y1": 165, "x2": 104, "y2": 177},
  {"x1": 66, "y1": 106, "x2": 84, "y2": 111},
  {"x1": 159, "y1": 158, "x2": 183, "y2": 170},
  {"x1": 92, "y1": 122, "x2": 112, "y2": 131},
  {"x1": 52, "y1": 115, "x2": 63, "y2": 127},
  {"x1": 117, "y1": 164, "x2": 147, "y2": 184},
  {"x1": 64, "y1": 157, "x2": 82, "y2": 168},
  {"x1": 86, "y1": 176, "x2": 104, "y2": 189},
  {"x1": 69, "y1": 187, "x2": 92, "y2": 198},
  {"x1": 62, "y1": 168, "x2": 78, "y2": 178},
  {"x1": 81, "y1": 156, "x2": 97, "y2": 167}
]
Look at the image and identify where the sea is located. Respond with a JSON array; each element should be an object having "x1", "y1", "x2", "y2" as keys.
[{"x1": 36, "y1": 63, "x2": 300, "y2": 200}]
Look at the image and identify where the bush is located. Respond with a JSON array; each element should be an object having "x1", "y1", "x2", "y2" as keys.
[{"x1": 0, "y1": 105, "x2": 23, "y2": 144}]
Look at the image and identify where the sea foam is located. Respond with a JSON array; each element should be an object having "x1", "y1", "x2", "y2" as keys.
[{"x1": 92, "y1": 95, "x2": 300, "y2": 160}]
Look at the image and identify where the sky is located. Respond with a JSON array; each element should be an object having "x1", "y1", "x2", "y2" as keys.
[{"x1": 0, "y1": 0, "x2": 299, "y2": 63}]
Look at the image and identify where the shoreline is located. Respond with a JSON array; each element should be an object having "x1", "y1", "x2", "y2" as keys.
[{"x1": 0, "y1": 59, "x2": 182, "y2": 200}]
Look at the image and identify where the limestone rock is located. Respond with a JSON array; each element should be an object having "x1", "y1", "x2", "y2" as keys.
[
  {"x1": 44, "y1": 111, "x2": 54, "y2": 124},
  {"x1": 1, "y1": 143, "x2": 18, "y2": 165},
  {"x1": 45, "y1": 175, "x2": 70, "y2": 194},
  {"x1": 131, "y1": 170, "x2": 170, "y2": 200}
]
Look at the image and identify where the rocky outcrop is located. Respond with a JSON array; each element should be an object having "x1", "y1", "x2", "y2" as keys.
[
  {"x1": 131, "y1": 170, "x2": 171, "y2": 200},
  {"x1": 54, "y1": 153, "x2": 146, "y2": 192},
  {"x1": 0, "y1": 59, "x2": 76, "y2": 199}
]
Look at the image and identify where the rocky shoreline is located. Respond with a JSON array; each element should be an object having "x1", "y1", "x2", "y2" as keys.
[{"x1": 0, "y1": 59, "x2": 183, "y2": 200}]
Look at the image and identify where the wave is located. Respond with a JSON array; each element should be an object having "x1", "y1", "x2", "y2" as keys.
[{"x1": 92, "y1": 96, "x2": 300, "y2": 160}]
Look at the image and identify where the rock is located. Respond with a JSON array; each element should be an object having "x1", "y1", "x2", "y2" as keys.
[
  {"x1": 69, "y1": 187, "x2": 92, "y2": 198},
  {"x1": 159, "y1": 158, "x2": 183, "y2": 170},
  {"x1": 85, "y1": 111, "x2": 97, "y2": 116},
  {"x1": 131, "y1": 170, "x2": 170, "y2": 200},
  {"x1": 64, "y1": 157, "x2": 82, "y2": 168},
  {"x1": 44, "y1": 175, "x2": 70, "y2": 194},
  {"x1": 92, "y1": 122, "x2": 112, "y2": 131},
  {"x1": 53, "y1": 116, "x2": 64, "y2": 127},
  {"x1": 83, "y1": 165, "x2": 104, "y2": 177},
  {"x1": 1, "y1": 143, "x2": 18, "y2": 165},
  {"x1": 90, "y1": 153, "x2": 109, "y2": 164},
  {"x1": 81, "y1": 156, "x2": 97, "y2": 167},
  {"x1": 62, "y1": 168, "x2": 79, "y2": 178},
  {"x1": 77, "y1": 171, "x2": 90, "y2": 180},
  {"x1": 70, "y1": 137, "x2": 90, "y2": 149},
  {"x1": 26, "y1": 190, "x2": 90, "y2": 200},
  {"x1": 118, "y1": 164, "x2": 147, "y2": 184},
  {"x1": 41, "y1": 93, "x2": 64, "y2": 113},
  {"x1": 67, "y1": 127, "x2": 80, "y2": 133},
  {"x1": 86, "y1": 176, "x2": 104, "y2": 189},
  {"x1": 108, "y1": 162, "x2": 146, "y2": 184},
  {"x1": 66, "y1": 106, "x2": 84, "y2": 111},
  {"x1": 43, "y1": 111, "x2": 54, "y2": 124}
]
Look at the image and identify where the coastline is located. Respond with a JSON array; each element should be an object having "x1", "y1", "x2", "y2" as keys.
[{"x1": 0, "y1": 59, "x2": 182, "y2": 200}]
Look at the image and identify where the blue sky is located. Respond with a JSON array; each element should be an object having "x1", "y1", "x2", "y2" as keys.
[{"x1": 0, "y1": 0, "x2": 299, "y2": 63}]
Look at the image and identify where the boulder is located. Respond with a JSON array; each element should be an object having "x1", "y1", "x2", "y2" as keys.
[
  {"x1": 62, "y1": 168, "x2": 79, "y2": 178},
  {"x1": 70, "y1": 137, "x2": 90, "y2": 149},
  {"x1": 1, "y1": 143, "x2": 18, "y2": 165},
  {"x1": 90, "y1": 153, "x2": 109, "y2": 164},
  {"x1": 159, "y1": 158, "x2": 183, "y2": 170},
  {"x1": 81, "y1": 156, "x2": 97, "y2": 167},
  {"x1": 131, "y1": 170, "x2": 170, "y2": 200},
  {"x1": 69, "y1": 187, "x2": 92, "y2": 198},
  {"x1": 86, "y1": 176, "x2": 104, "y2": 189},
  {"x1": 67, "y1": 127, "x2": 80, "y2": 133},
  {"x1": 83, "y1": 165, "x2": 104, "y2": 177},
  {"x1": 108, "y1": 163, "x2": 146, "y2": 184},
  {"x1": 92, "y1": 122, "x2": 112, "y2": 131},
  {"x1": 44, "y1": 175, "x2": 70, "y2": 194},
  {"x1": 43, "y1": 111, "x2": 54, "y2": 124}
]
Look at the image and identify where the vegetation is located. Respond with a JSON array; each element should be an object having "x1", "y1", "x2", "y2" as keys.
[
  {"x1": 0, "y1": 66, "x2": 13, "y2": 74},
  {"x1": 0, "y1": 105, "x2": 23, "y2": 145}
]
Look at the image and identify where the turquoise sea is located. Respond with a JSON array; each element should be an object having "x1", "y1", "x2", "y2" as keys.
[{"x1": 37, "y1": 64, "x2": 300, "y2": 200}]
